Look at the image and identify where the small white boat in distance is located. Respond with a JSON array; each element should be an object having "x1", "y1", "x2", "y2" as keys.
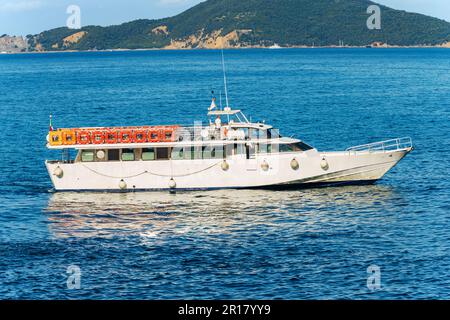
[
  {"x1": 268, "y1": 44, "x2": 282, "y2": 49},
  {"x1": 45, "y1": 101, "x2": 413, "y2": 191}
]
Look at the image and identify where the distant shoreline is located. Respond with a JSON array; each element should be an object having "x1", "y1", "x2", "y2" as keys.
[{"x1": 2, "y1": 44, "x2": 449, "y2": 55}]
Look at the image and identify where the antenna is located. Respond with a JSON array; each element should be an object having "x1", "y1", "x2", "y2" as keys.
[{"x1": 221, "y1": 48, "x2": 230, "y2": 108}]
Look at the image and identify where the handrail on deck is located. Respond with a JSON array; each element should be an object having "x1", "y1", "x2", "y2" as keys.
[{"x1": 346, "y1": 137, "x2": 413, "y2": 153}]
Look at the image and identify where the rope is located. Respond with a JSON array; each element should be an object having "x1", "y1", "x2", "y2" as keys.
[
  {"x1": 82, "y1": 161, "x2": 222, "y2": 179},
  {"x1": 81, "y1": 166, "x2": 149, "y2": 179}
]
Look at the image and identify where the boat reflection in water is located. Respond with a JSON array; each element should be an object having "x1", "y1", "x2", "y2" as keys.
[{"x1": 45, "y1": 185, "x2": 402, "y2": 240}]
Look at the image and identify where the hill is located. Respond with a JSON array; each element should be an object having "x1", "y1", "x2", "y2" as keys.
[{"x1": 26, "y1": 0, "x2": 450, "y2": 51}]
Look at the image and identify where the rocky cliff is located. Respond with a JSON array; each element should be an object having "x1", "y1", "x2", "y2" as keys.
[{"x1": 0, "y1": 35, "x2": 28, "y2": 53}]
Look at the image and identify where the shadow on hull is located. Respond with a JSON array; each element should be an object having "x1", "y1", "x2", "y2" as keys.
[
  {"x1": 255, "y1": 179, "x2": 378, "y2": 190},
  {"x1": 50, "y1": 180, "x2": 379, "y2": 193}
]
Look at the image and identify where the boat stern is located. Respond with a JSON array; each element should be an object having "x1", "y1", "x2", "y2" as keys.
[{"x1": 45, "y1": 160, "x2": 72, "y2": 191}]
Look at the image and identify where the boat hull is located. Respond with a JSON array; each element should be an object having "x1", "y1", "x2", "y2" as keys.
[{"x1": 45, "y1": 148, "x2": 411, "y2": 191}]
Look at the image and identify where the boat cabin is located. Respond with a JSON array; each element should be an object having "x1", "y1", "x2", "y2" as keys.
[{"x1": 47, "y1": 105, "x2": 315, "y2": 164}]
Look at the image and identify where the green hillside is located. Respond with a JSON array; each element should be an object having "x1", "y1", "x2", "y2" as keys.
[{"x1": 27, "y1": 0, "x2": 450, "y2": 51}]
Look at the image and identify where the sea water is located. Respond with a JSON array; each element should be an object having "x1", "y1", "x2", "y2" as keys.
[{"x1": 0, "y1": 49, "x2": 449, "y2": 299}]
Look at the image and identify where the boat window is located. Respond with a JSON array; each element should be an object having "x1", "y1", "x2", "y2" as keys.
[
  {"x1": 171, "y1": 147, "x2": 184, "y2": 160},
  {"x1": 142, "y1": 148, "x2": 155, "y2": 161},
  {"x1": 258, "y1": 144, "x2": 272, "y2": 154},
  {"x1": 269, "y1": 129, "x2": 280, "y2": 139},
  {"x1": 257, "y1": 142, "x2": 312, "y2": 153},
  {"x1": 246, "y1": 144, "x2": 256, "y2": 159},
  {"x1": 190, "y1": 146, "x2": 202, "y2": 160},
  {"x1": 293, "y1": 141, "x2": 314, "y2": 151},
  {"x1": 108, "y1": 149, "x2": 120, "y2": 161},
  {"x1": 225, "y1": 144, "x2": 233, "y2": 158},
  {"x1": 121, "y1": 149, "x2": 135, "y2": 161},
  {"x1": 203, "y1": 145, "x2": 224, "y2": 159},
  {"x1": 279, "y1": 143, "x2": 294, "y2": 153},
  {"x1": 215, "y1": 146, "x2": 224, "y2": 159},
  {"x1": 227, "y1": 129, "x2": 246, "y2": 140},
  {"x1": 250, "y1": 128, "x2": 260, "y2": 140},
  {"x1": 156, "y1": 148, "x2": 169, "y2": 160},
  {"x1": 234, "y1": 143, "x2": 245, "y2": 155},
  {"x1": 277, "y1": 142, "x2": 314, "y2": 153},
  {"x1": 172, "y1": 147, "x2": 196, "y2": 160},
  {"x1": 184, "y1": 147, "x2": 193, "y2": 160},
  {"x1": 171, "y1": 147, "x2": 202, "y2": 160},
  {"x1": 240, "y1": 128, "x2": 249, "y2": 140},
  {"x1": 81, "y1": 150, "x2": 94, "y2": 162},
  {"x1": 193, "y1": 148, "x2": 200, "y2": 160},
  {"x1": 258, "y1": 129, "x2": 269, "y2": 140}
]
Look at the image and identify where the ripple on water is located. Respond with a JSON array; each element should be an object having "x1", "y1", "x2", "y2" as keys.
[{"x1": 0, "y1": 49, "x2": 449, "y2": 299}]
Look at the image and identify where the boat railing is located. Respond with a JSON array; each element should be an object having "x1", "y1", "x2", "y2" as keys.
[
  {"x1": 346, "y1": 137, "x2": 413, "y2": 153},
  {"x1": 175, "y1": 126, "x2": 234, "y2": 141},
  {"x1": 176, "y1": 126, "x2": 221, "y2": 141},
  {"x1": 176, "y1": 125, "x2": 279, "y2": 142}
]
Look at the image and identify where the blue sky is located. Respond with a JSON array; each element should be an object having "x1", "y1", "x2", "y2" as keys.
[{"x1": 1, "y1": 0, "x2": 449, "y2": 36}]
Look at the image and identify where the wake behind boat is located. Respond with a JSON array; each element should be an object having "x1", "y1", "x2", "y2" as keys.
[{"x1": 45, "y1": 100, "x2": 413, "y2": 191}]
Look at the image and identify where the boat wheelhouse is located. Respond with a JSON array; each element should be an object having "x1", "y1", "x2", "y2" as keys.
[{"x1": 45, "y1": 104, "x2": 412, "y2": 191}]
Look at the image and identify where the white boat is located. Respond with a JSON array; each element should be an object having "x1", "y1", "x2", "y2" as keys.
[
  {"x1": 45, "y1": 103, "x2": 413, "y2": 191},
  {"x1": 268, "y1": 44, "x2": 282, "y2": 49}
]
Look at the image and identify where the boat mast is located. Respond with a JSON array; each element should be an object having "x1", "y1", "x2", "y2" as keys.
[{"x1": 221, "y1": 48, "x2": 230, "y2": 109}]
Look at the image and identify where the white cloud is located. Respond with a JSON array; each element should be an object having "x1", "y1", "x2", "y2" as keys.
[{"x1": 0, "y1": 0, "x2": 43, "y2": 13}]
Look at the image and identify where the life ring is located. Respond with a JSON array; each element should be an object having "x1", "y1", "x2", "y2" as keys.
[
  {"x1": 61, "y1": 130, "x2": 76, "y2": 145},
  {"x1": 160, "y1": 127, "x2": 177, "y2": 142},
  {"x1": 119, "y1": 129, "x2": 133, "y2": 144},
  {"x1": 92, "y1": 130, "x2": 105, "y2": 144},
  {"x1": 133, "y1": 129, "x2": 147, "y2": 143},
  {"x1": 49, "y1": 131, "x2": 63, "y2": 146},
  {"x1": 105, "y1": 130, "x2": 118, "y2": 144},
  {"x1": 161, "y1": 129, "x2": 173, "y2": 142},
  {"x1": 147, "y1": 129, "x2": 161, "y2": 143},
  {"x1": 76, "y1": 130, "x2": 91, "y2": 145}
]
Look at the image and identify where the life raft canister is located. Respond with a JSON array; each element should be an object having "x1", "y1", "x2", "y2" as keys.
[
  {"x1": 61, "y1": 130, "x2": 76, "y2": 145},
  {"x1": 92, "y1": 130, "x2": 105, "y2": 144},
  {"x1": 76, "y1": 130, "x2": 91, "y2": 145},
  {"x1": 119, "y1": 129, "x2": 133, "y2": 144},
  {"x1": 49, "y1": 130, "x2": 63, "y2": 146}
]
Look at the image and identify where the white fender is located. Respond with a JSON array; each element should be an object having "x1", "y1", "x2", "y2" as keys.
[{"x1": 119, "y1": 179, "x2": 127, "y2": 190}]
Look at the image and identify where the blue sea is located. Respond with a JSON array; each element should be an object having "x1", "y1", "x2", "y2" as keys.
[{"x1": 0, "y1": 49, "x2": 449, "y2": 299}]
